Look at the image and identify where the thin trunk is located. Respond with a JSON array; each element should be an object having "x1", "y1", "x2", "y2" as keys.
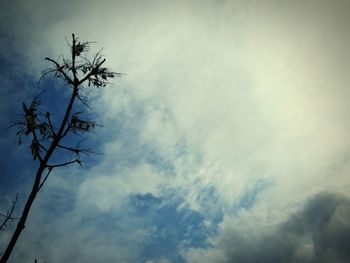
[
  {"x1": 0, "y1": 86, "x2": 78, "y2": 263},
  {"x1": 0, "y1": 165, "x2": 44, "y2": 263}
]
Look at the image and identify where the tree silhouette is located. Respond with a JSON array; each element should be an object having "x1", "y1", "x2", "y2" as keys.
[{"x1": 0, "y1": 34, "x2": 120, "y2": 262}]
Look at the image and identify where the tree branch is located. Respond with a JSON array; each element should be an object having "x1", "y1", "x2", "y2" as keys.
[
  {"x1": 45, "y1": 57, "x2": 74, "y2": 85},
  {"x1": 37, "y1": 168, "x2": 53, "y2": 192},
  {"x1": 60, "y1": 120, "x2": 73, "y2": 139},
  {"x1": 56, "y1": 144, "x2": 93, "y2": 155},
  {"x1": 46, "y1": 159, "x2": 81, "y2": 169},
  {"x1": 45, "y1": 112, "x2": 57, "y2": 138},
  {"x1": 0, "y1": 194, "x2": 19, "y2": 231},
  {"x1": 71, "y1": 34, "x2": 78, "y2": 83},
  {"x1": 78, "y1": 58, "x2": 106, "y2": 85}
]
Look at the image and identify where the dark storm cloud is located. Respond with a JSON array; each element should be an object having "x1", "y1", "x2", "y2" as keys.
[{"x1": 218, "y1": 192, "x2": 350, "y2": 263}]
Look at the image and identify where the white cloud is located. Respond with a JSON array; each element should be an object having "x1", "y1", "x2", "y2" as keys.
[
  {"x1": 78, "y1": 162, "x2": 166, "y2": 212},
  {"x1": 2, "y1": 0, "x2": 350, "y2": 261},
  {"x1": 40, "y1": 0, "x2": 350, "y2": 247}
]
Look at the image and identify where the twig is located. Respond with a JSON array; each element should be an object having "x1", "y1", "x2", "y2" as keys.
[
  {"x1": 37, "y1": 168, "x2": 53, "y2": 191},
  {"x1": 45, "y1": 57, "x2": 74, "y2": 85},
  {"x1": 0, "y1": 194, "x2": 19, "y2": 231},
  {"x1": 46, "y1": 159, "x2": 81, "y2": 169}
]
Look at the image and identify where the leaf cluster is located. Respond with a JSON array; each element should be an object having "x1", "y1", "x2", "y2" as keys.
[
  {"x1": 43, "y1": 34, "x2": 122, "y2": 88},
  {"x1": 10, "y1": 94, "x2": 53, "y2": 160},
  {"x1": 10, "y1": 34, "x2": 118, "y2": 163}
]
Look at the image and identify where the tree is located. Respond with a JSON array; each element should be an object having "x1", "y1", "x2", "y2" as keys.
[{"x1": 0, "y1": 34, "x2": 120, "y2": 262}]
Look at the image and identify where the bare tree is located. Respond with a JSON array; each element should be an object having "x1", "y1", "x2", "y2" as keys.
[{"x1": 0, "y1": 34, "x2": 120, "y2": 262}]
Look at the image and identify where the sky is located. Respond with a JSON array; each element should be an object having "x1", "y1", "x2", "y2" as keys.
[{"x1": 1, "y1": 0, "x2": 350, "y2": 262}]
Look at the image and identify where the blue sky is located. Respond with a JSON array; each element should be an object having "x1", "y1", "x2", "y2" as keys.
[{"x1": 1, "y1": 0, "x2": 350, "y2": 262}]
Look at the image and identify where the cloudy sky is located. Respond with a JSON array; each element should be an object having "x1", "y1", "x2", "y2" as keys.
[{"x1": 1, "y1": 0, "x2": 350, "y2": 262}]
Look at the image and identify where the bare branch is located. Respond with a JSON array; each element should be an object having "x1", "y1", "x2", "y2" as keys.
[
  {"x1": 45, "y1": 57, "x2": 74, "y2": 85},
  {"x1": 37, "y1": 168, "x2": 53, "y2": 192},
  {"x1": 45, "y1": 112, "x2": 57, "y2": 138},
  {"x1": 60, "y1": 119, "x2": 74, "y2": 139},
  {"x1": 56, "y1": 144, "x2": 94, "y2": 155},
  {"x1": 46, "y1": 159, "x2": 81, "y2": 169},
  {"x1": 76, "y1": 93, "x2": 92, "y2": 109},
  {"x1": 0, "y1": 194, "x2": 19, "y2": 231},
  {"x1": 71, "y1": 34, "x2": 78, "y2": 82}
]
